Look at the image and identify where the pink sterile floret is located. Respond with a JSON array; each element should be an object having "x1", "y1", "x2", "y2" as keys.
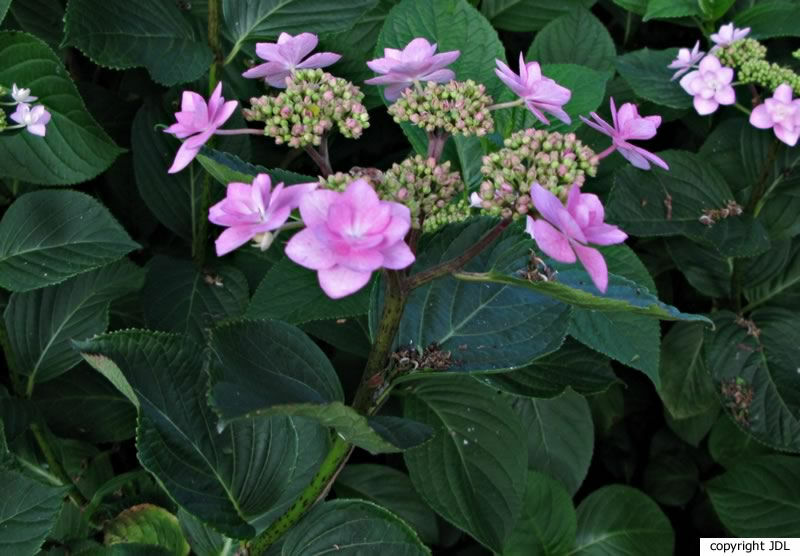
[
  {"x1": 285, "y1": 179, "x2": 415, "y2": 299},
  {"x1": 209, "y1": 173, "x2": 317, "y2": 257},
  {"x1": 525, "y1": 183, "x2": 627, "y2": 293},
  {"x1": 749, "y1": 84, "x2": 800, "y2": 147},
  {"x1": 366, "y1": 38, "x2": 460, "y2": 101},
  {"x1": 679, "y1": 55, "x2": 736, "y2": 116},
  {"x1": 164, "y1": 82, "x2": 237, "y2": 173},
  {"x1": 242, "y1": 32, "x2": 341, "y2": 88},
  {"x1": 495, "y1": 53, "x2": 572, "y2": 125},
  {"x1": 710, "y1": 23, "x2": 750, "y2": 49},
  {"x1": 10, "y1": 103, "x2": 50, "y2": 137},
  {"x1": 667, "y1": 41, "x2": 705, "y2": 81},
  {"x1": 580, "y1": 97, "x2": 669, "y2": 171}
]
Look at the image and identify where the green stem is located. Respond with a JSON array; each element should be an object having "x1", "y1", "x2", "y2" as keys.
[
  {"x1": 745, "y1": 139, "x2": 780, "y2": 213},
  {"x1": 730, "y1": 258, "x2": 742, "y2": 312},
  {"x1": 245, "y1": 436, "x2": 352, "y2": 555},
  {"x1": 208, "y1": 0, "x2": 223, "y2": 93},
  {"x1": 754, "y1": 155, "x2": 800, "y2": 217},
  {"x1": 733, "y1": 102, "x2": 752, "y2": 116},
  {"x1": 487, "y1": 98, "x2": 523, "y2": 111},
  {"x1": 30, "y1": 423, "x2": 87, "y2": 507}
]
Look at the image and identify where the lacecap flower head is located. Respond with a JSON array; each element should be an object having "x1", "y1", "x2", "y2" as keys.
[
  {"x1": 242, "y1": 32, "x2": 341, "y2": 88},
  {"x1": 495, "y1": 53, "x2": 572, "y2": 125},
  {"x1": 749, "y1": 84, "x2": 800, "y2": 146},
  {"x1": 285, "y1": 179, "x2": 415, "y2": 299},
  {"x1": 366, "y1": 38, "x2": 460, "y2": 101},
  {"x1": 679, "y1": 55, "x2": 736, "y2": 116}
]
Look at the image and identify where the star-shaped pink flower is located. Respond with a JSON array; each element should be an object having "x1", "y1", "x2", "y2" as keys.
[
  {"x1": 749, "y1": 84, "x2": 800, "y2": 147},
  {"x1": 710, "y1": 23, "x2": 750, "y2": 49},
  {"x1": 667, "y1": 41, "x2": 705, "y2": 81},
  {"x1": 242, "y1": 32, "x2": 341, "y2": 88},
  {"x1": 495, "y1": 53, "x2": 572, "y2": 125},
  {"x1": 10, "y1": 103, "x2": 51, "y2": 136},
  {"x1": 679, "y1": 55, "x2": 736, "y2": 116}
]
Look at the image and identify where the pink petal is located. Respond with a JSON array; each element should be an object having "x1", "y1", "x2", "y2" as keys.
[
  {"x1": 531, "y1": 183, "x2": 566, "y2": 228},
  {"x1": 382, "y1": 82, "x2": 412, "y2": 101},
  {"x1": 340, "y1": 248, "x2": 384, "y2": 272},
  {"x1": 749, "y1": 104, "x2": 773, "y2": 128},
  {"x1": 717, "y1": 67, "x2": 734, "y2": 85},
  {"x1": 270, "y1": 182, "x2": 317, "y2": 214},
  {"x1": 774, "y1": 124, "x2": 800, "y2": 147},
  {"x1": 266, "y1": 70, "x2": 294, "y2": 89},
  {"x1": 617, "y1": 144, "x2": 670, "y2": 171},
  {"x1": 381, "y1": 241, "x2": 415, "y2": 269},
  {"x1": 242, "y1": 61, "x2": 287, "y2": 79},
  {"x1": 213, "y1": 99, "x2": 238, "y2": 128},
  {"x1": 367, "y1": 57, "x2": 398, "y2": 74},
  {"x1": 183, "y1": 127, "x2": 215, "y2": 150},
  {"x1": 714, "y1": 86, "x2": 736, "y2": 106},
  {"x1": 403, "y1": 38, "x2": 435, "y2": 62},
  {"x1": 298, "y1": 189, "x2": 339, "y2": 228},
  {"x1": 26, "y1": 124, "x2": 47, "y2": 137},
  {"x1": 280, "y1": 32, "x2": 318, "y2": 64},
  {"x1": 428, "y1": 50, "x2": 460, "y2": 70},
  {"x1": 572, "y1": 243, "x2": 608, "y2": 293},
  {"x1": 616, "y1": 103, "x2": 638, "y2": 128},
  {"x1": 285, "y1": 228, "x2": 336, "y2": 270},
  {"x1": 679, "y1": 71, "x2": 700, "y2": 95},
  {"x1": 342, "y1": 179, "x2": 381, "y2": 211},
  {"x1": 699, "y1": 55, "x2": 721, "y2": 72},
  {"x1": 694, "y1": 96, "x2": 719, "y2": 115},
  {"x1": 317, "y1": 265, "x2": 373, "y2": 299},
  {"x1": 583, "y1": 223, "x2": 627, "y2": 245},
  {"x1": 215, "y1": 226, "x2": 257, "y2": 256},
  {"x1": 420, "y1": 68, "x2": 455, "y2": 83},
  {"x1": 774, "y1": 84, "x2": 794, "y2": 103},
  {"x1": 580, "y1": 114, "x2": 615, "y2": 137},
  {"x1": 255, "y1": 42, "x2": 283, "y2": 62},
  {"x1": 168, "y1": 142, "x2": 200, "y2": 174},
  {"x1": 621, "y1": 118, "x2": 658, "y2": 141},
  {"x1": 379, "y1": 204, "x2": 412, "y2": 245},
  {"x1": 297, "y1": 52, "x2": 342, "y2": 69},
  {"x1": 532, "y1": 219, "x2": 575, "y2": 263}
]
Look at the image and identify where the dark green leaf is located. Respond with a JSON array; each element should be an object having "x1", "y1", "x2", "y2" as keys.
[
  {"x1": 666, "y1": 237, "x2": 731, "y2": 298},
  {"x1": 658, "y1": 322, "x2": 717, "y2": 419},
  {"x1": 404, "y1": 375, "x2": 527, "y2": 552},
  {"x1": 481, "y1": 0, "x2": 597, "y2": 31},
  {"x1": 665, "y1": 405, "x2": 720, "y2": 447},
  {"x1": 707, "y1": 455, "x2": 800, "y2": 536},
  {"x1": 708, "y1": 414, "x2": 773, "y2": 468},
  {"x1": 0, "y1": 469, "x2": 67, "y2": 555},
  {"x1": 642, "y1": 454, "x2": 699, "y2": 506},
  {"x1": 643, "y1": 0, "x2": 701, "y2": 21},
  {"x1": 527, "y1": 9, "x2": 616, "y2": 72},
  {"x1": 62, "y1": 0, "x2": 213, "y2": 86},
  {"x1": 0, "y1": 32, "x2": 122, "y2": 185},
  {"x1": 0, "y1": 0, "x2": 9, "y2": 25},
  {"x1": 615, "y1": 49, "x2": 692, "y2": 109},
  {"x1": 0, "y1": 191, "x2": 139, "y2": 291},
  {"x1": 744, "y1": 239, "x2": 800, "y2": 311},
  {"x1": 279, "y1": 499, "x2": 430, "y2": 555},
  {"x1": 734, "y1": 0, "x2": 800, "y2": 39},
  {"x1": 196, "y1": 148, "x2": 315, "y2": 188},
  {"x1": 104, "y1": 504, "x2": 189, "y2": 556},
  {"x1": 699, "y1": 0, "x2": 735, "y2": 21},
  {"x1": 178, "y1": 508, "x2": 238, "y2": 556},
  {"x1": 610, "y1": 0, "x2": 646, "y2": 14},
  {"x1": 513, "y1": 390, "x2": 594, "y2": 495}
]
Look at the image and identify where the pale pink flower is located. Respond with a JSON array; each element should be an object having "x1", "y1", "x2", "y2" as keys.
[
  {"x1": 164, "y1": 82, "x2": 237, "y2": 174},
  {"x1": 10, "y1": 103, "x2": 50, "y2": 136},
  {"x1": 526, "y1": 184, "x2": 627, "y2": 293},
  {"x1": 667, "y1": 41, "x2": 705, "y2": 81},
  {"x1": 749, "y1": 84, "x2": 800, "y2": 147},
  {"x1": 242, "y1": 32, "x2": 341, "y2": 88},
  {"x1": 209, "y1": 173, "x2": 317, "y2": 256},
  {"x1": 580, "y1": 97, "x2": 669, "y2": 171},
  {"x1": 10, "y1": 83, "x2": 37, "y2": 104},
  {"x1": 285, "y1": 179, "x2": 415, "y2": 299},
  {"x1": 679, "y1": 55, "x2": 736, "y2": 116},
  {"x1": 365, "y1": 38, "x2": 460, "y2": 101},
  {"x1": 495, "y1": 53, "x2": 572, "y2": 125},
  {"x1": 710, "y1": 23, "x2": 750, "y2": 49}
]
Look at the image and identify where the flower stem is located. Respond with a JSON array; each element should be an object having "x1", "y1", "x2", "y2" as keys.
[
  {"x1": 208, "y1": 0, "x2": 222, "y2": 93},
  {"x1": 426, "y1": 129, "x2": 449, "y2": 162},
  {"x1": 595, "y1": 145, "x2": 617, "y2": 161},
  {"x1": 214, "y1": 128, "x2": 264, "y2": 136},
  {"x1": 30, "y1": 422, "x2": 88, "y2": 507},
  {"x1": 304, "y1": 139, "x2": 333, "y2": 177},
  {"x1": 487, "y1": 98, "x2": 523, "y2": 111},
  {"x1": 733, "y1": 102, "x2": 752, "y2": 116}
]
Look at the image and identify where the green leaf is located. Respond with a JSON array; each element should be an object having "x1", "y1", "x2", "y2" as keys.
[
  {"x1": 104, "y1": 504, "x2": 189, "y2": 556},
  {"x1": 734, "y1": 1, "x2": 800, "y2": 39},
  {"x1": 247, "y1": 256, "x2": 371, "y2": 325},
  {"x1": 335, "y1": 464, "x2": 439, "y2": 544},
  {"x1": 481, "y1": 339, "x2": 619, "y2": 398},
  {"x1": 643, "y1": 0, "x2": 700, "y2": 21},
  {"x1": 142, "y1": 256, "x2": 249, "y2": 343},
  {"x1": 0, "y1": 32, "x2": 122, "y2": 185},
  {"x1": 34, "y1": 365, "x2": 136, "y2": 443},
  {"x1": 0, "y1": 0, "x2": 9, "y2": 25},
  {"x1": 665, "y1": 405, "x2": 720, "y2": 447},
  {"x1": 573, "y1": 486, "x2": 674, "y2": 555},
  {"x1": 390, "y1": 218, "x2": 571, "y2": 373},
  {"x1": 608, "y1": 151, "x2": 771, "y2": 257},
  {"x1": 708, "y1": 414, "x2": 773, "y2": 468},
  {"x1": 658, "y1": 322, "x2": 717, "y2": 419},
  {"x1": 513, "y1": 390, "x2": 594, "y2": 495},
  {"x1": 642, "y1": 453, "x2": 699, "y2": 506},
  {"x1": 279, "y1": 499, "x2": 430, "y2": 555},
  {"x1": 223, "y1": 0, "x2": 377, "y2": 63},
  {"x1": 7, "y1": 1, "x2": 65, "y2": 51},
  {"x1": 403, "y1": 375, "x2": 527, "y2": 552},
  {"x1": 178, "y1": 508, "x2": 237, "y2": 556},
  {"x1": 705, "y1": 310, "x2": 800, "y2": 452},
  {"x1": 610, "y1": 0, "x2": 646, "y2": 15},
  {"x1": 502, "y1": 471, "x2": 577, "y2": 556},
  {"x1": 62, "y1": 0, "x2": 212, "y2": 86},
  {"x1": 666, "y1": 237, "x2": 731, "y2": 298},
  {"x1": 744, "y1": 239, "x2": 800, "y2": 311},
  {"x1": 196, "y1": 148, "x2": 315, "y2": 188},
  {"x1": 510, "y1": 64, "x2": 610, "y2": 134},
  {"x1": 0, "y1": 469, "x2": 67, "y2": 555},
  {"x1": 699, "y1": 0, "x2": 735, "y2": 21},
  {"x1": 615, "y1": 49, "x2": 692, "y2": 109},
  {"x1": 77, "y1": 331, "x2": 329, "y2": 538},
  {"x1": 707, "y1": 455, "x2": 800, "y2": 536},
  {"x1": 481, "y1": 0, "x2": 597, "y2": 31},
  {"x1": 4, "y1": 260, "x2": 143, "y2": 390},
  {"x1": 0, "y1": 191, "x2": 139, "y2": 292},
  {"x1": 527, "y1": 9, "x2": 616, "y2": 72}
]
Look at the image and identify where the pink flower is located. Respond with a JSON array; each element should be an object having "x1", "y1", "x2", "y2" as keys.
[
  {"x1": 209, "y1": 173, "x2": 317, "y2": 256},
  {"x1": 242, "y1": 32, "x2": 341, "y2": 88},
  {"x1": 580, "y1": 98, "x2": 669, "y2": 171},
  {"x1": 667, "y1": 41, "x2": 704, "y2": 81},
  {"x1": 10, "y1": 103, "x2": 51, "y2": 136},
  {"x1": 10, "y1": 83, "x2": 37, "y2": 104},
  {"x1": 495, "y1": 53, "x2": 572, "y2": 125},
  {"x1": 285, "y1": 179, "x2": 415, "y2": 298},
  {"x1": 365, "y1": 38, "x2": 460, "y2": 101},
  {"x1": 749, "y1": 84, "x2": 800, "y2": 147},
  {"x1": 164, "y1": 82, "x2": 237, "y2": 174},
  {"x1": 679, "y1": 55, "x2": 736, "y2": 116},
  {"x1": 710, "y1": 23, "x2": 750, "y2": 49},
  {"x1": 526, "y1": 184, "x2": 627, "y2": 293}
]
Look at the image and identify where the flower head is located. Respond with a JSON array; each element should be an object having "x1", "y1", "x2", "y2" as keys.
[
  {"x1": 10, "y1": 103, "x2": 51, "y2": 136},
  {"x1": 668, "y1": 41, "x2": 705, "y2": 81},
  {"x1": 495, "y1": 53, "x2": 572, "y2": 125},
  {"x1": 679, "y1": 55, "x2": 736, "y2": 115},
  {"x1": 580, "y1": 98, "x2": 668, "y2": 171},
  {"x1": 749, "y1": 84, "x2": 800, "y2": 146},
  {"x1": 10, "y1": 83, "x2": 37, "y2": 104},
  {"x1": 366, "y1": 38, "x2": 460, "y2": 101},
  {"x1": 242, "y1": 32, "x2": 341, "y2": 88},
  {"x1": 164, "y1": 82, "x2": 237, "y2": 173},
  {"x1": 711, "y1": 23, "x2": 750, "y2": 49},
  {"x1": 285, "y1": 179, "x2": 415, "y2": 298},
  {"x1": 526, "y1": 184, "x2": 627, "y2": 293},
  {"x1": 209, "y1": 174, "x2": 317, "y2": 256}
]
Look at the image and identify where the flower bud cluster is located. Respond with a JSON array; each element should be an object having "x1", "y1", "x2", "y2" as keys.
[
  {"x1": 422, "y1": 198, "x2": 471, "y2": 233},
  {"x1": 388, "y1": 80, "x2": 494, "y2": 137},
  {"x1": 318, "y1": 167, "x2": 384, "y2": 191},
  {"x1": 476, "y1": 128, "x2": 598, "y2": 219},
  {"x1": 244, "y1": 68, "x2": 369, "y2": 148},
  {"x1": 718, "y1": 39, "x2": 800, "y2": 95}
]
